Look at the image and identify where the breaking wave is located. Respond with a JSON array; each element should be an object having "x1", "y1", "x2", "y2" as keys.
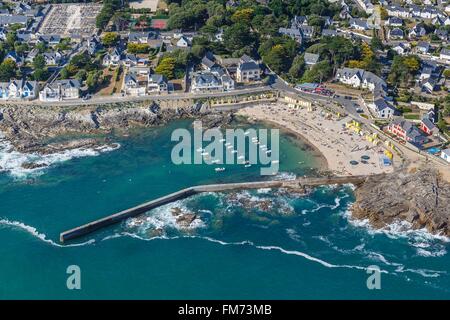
[
  {"x1": 0, "y1": 218, "x2": 95, "y2": 247},
  {"x1": 0, "y1": 136, "x2": 120, "y2": 178}
]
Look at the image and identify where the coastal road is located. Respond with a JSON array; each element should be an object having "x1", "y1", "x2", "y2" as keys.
[
  {"x1": 0, "y1": 85, "x2": 274, "y2": 107},
  {"x1": 269, "y1": 74, "x2": 364, "y2": 118}
]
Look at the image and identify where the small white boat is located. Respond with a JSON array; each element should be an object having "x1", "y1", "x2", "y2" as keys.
[
  {"x1": 231, "y1": 150, "x2": 238, "y2": 154},
  {"x1": 227, "y1": 145, "x2": 233, "y2": 149},
  {"x1": 244, "y1": 164, "x2": 252, "y2": 168},
  {"x1": 260, "y1": 144, "x2": 266, "y2": 148},
  {"x1": 219, "y1": 138, "x2": 226, "y2": 142},
  {"x1": 271, "y1": 160, "x2": 279, "y2": 164},
  {"x1": 211, "y1": 159, "x2": 220, "y2": 164},
  {"x1": 266, "y1": 150, "x2": 272, "y2": 154},
  {"x1": 201, "y1": 152, "x2": 209, "y2": 156},
  {"x1": 244, "y1": 131, "x2": 250, "y2": 135},
  {"x1": 237, "y1": 155, "x2": 245, "y2": 160},
  {"x1": 196, "y1": 147, "x2": 204, "y2": 152},
  {"x1": 225, "y1": 142, "x2": 231, "y2": 146},
  {"x1": 215, "y1": 167, "x2": 226, "y2": 172}
]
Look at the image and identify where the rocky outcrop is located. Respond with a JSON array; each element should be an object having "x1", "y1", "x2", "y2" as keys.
[
  {"x1": 171, "y1": 207, "x2": 198, "y2": 228},
  {"x1": 0, "y1": 102, "x2": 233, "y2": 154},
  {"x1": 352, "y1": 167, "x2": 450, "y2": 236}
]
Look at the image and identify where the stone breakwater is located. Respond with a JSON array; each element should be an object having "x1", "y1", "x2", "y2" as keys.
[
  {"x1": 0, "y1": 102, "x2": 233, "y2": 154},
  {"x1": 351, "y1": 167, "x2": 450, "y2": 237}
]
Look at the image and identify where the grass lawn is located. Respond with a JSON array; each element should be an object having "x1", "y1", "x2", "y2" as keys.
[{"x1": 403, "y1": 113, "x2": 420, "y2": 120}]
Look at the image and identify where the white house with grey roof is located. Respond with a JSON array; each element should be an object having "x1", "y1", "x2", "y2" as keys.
[
  {"x1": 128, "y1": 31, "x2": 159, "y2": 44},
  {"x1": 386, "y1": 5, "x2": 411, "y2": 18},
  {"x1": 0, "y1": 80, "x2": 38, "y2": 100},
  {"x1": 322, "y1": 29, "x2": 338, "y2": 37},
  {"x1": 39, "y1": 79, "x2": 81, "y2": 102},
  {"x1": 236, "y1": 55, "x2": 261, "y2": 83},
  {"x1": 367, "y1": 98, "x2": 396, "y2": 119},
  {"x1": 148, "y1": 74, "x2": 169, "y2": 93},
  {"x1": 191, "y1": 72, "x2": 221, "y2": 93},
  {"x1": 388, "y1": 28, "x2": 404, "y2": 40},
  {"x1": 409, "y1": 25, "x2": 426, "y2": 39},
  {"x1": 103, "y1": 47, "x2": 122, "y2": 67},
  {"x1": 387, "y1": 17, "x2": 403, "y2": 27},
  {"x1": 349, "y1": 18, "x2": 369, "y2": 30},
  {"x1": 43, "y1": 51, "x2": 63, "y2": 66},
  {"x1": 335, "y1": 67, "x2": 387, "y2": 93},
  {"x1": 392, "y1": 42, "x2": 410, "y2": 55}
]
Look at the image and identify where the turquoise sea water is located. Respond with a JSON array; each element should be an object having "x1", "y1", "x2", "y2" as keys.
[{"x1": 0, "y1": 120, "x2": 449, "y2": 299}]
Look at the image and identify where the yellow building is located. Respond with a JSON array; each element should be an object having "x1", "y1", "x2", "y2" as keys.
[{"x1": 282, "y1": 94, "x2": 312, "y2": 109}]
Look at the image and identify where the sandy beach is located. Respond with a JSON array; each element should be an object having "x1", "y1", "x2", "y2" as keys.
[{"x1": 238, "y1": 103, "x2": 395, "y2": 176}]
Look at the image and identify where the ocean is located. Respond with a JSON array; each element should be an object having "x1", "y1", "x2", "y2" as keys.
[{"x1": 0, "y1": 120, "x2": 449, "y2": 299}]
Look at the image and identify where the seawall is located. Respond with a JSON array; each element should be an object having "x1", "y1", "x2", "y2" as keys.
[{"x1": 60, "y1": 175, "x2": 371, "y2": 243}]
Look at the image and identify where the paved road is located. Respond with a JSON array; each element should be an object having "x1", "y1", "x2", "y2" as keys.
[
  {"x1": 1, "y1": 85, "x2": 274, "y2": 106},
  {"x1": 269, "y1": 73, "x2": 364, "y2": 118}
]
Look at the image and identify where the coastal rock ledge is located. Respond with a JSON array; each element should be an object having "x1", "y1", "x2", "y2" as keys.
[{"x1": 352, "y1": 168, "x2": 450, "y2": 237}]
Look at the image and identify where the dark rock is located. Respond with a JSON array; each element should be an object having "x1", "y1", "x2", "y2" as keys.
[
  {"x1": 0, "y1": 101, "x2": 234, "y2": 154},
  {"x1": 352, "y1": 167, "x2": 450, "y2": 237},
  {"x1": 21, "y1": 162, "x2": 47, "y2": 170},
  {"x1": 176, "y1": 213, "x2": 197, "y2": 228}
]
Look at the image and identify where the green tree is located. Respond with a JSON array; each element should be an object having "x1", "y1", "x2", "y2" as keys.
[
  {"x1": 223, "y1": 23, "x2": 256, "y2": 56},
  {"x1": 370, "y1": 34, "x2": 383, "y2": 51},
  {"x1": 33, "y1": 68, "x2": 49, "y2": 81},
  {"x1": 288, "y1": 55, "x2": 305, "y2": 80},
  {"x1": 301, "y1": 60, "x2": 332, "y2": 83},
  {"x1": 75, "y1": 69, "x2": 87, "y2": 82},
  {"x1": 86, "y1": 70, "x2": 103, "y2": 92},
  {"x1": 155, "y1": 57, "x2": 176, "y2": 79},
  {"x1": 127, "y1": 43, "x2": 150, "y2": 54},
  {"x1": 6, "y1": 32, "x2": 17, "y2": 48},
  {"x1": 262, "y1": 44, "x2": 290, "y2": 74},
  {"x1": 230, "y1": 8, "x2": 254, "y2": 25},
  {"x1": 36, "y1": 42, "x2": 47, "y2": 53},
  {"x1": 443, "y1": 69, "x2": 450, "y2": 78},
  {"x1": 308, "y1": 15, "x2": 325, "y2": 29},
  {"x1": 191, "y1": 44, "x2": 206, "y2": 59},
  {"x1": 14, "y1": 43, "x2": 29, "y2": 55},
  {"x1": 33, "y1": 54, "x2": 46, "y2": 70},
  {"x1": 60, "y1": 67, "x2": 69, "y2": 79},
  {"x1": 437, "y1": 114, "x2": 448, "y2": 133},
  {"x1": 102, "y1": 32, "x2": 120, "y2": 47},
  {"x1": 0, "y1": 59, "x2": 17, "y2": 81},
  {"x1": 388, "y1": 55, "x2": 420, "y2": 87}
]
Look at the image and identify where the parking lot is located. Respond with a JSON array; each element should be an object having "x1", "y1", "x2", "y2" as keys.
[{"x1": 38, "y1": 3, "x2": 102, "y2": 37}]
